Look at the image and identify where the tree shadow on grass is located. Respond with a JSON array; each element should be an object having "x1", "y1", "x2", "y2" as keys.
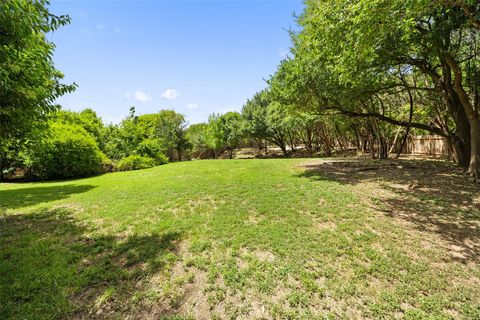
[
  {"x1": 0, "y1": 185, "x2": 96, "y2": 210},
  {"x1": 297, "y1": 159, "x2": 480, "y2": 264},
  {"x1": 0, "y1": 207, "x2": 182, "y2": 319}
]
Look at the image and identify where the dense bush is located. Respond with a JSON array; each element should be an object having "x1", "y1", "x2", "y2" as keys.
[
  {"x1": 136, "y1": 138, "x2": 169, "y2": 165},
  {"x1": 116, "y1": 155, "x2": 157, "y2": 171},
  {"x1": 100, "y1": 153, "x2": 115, "y2": 173},
  {"x1": 30, "y1": 123, "x2": 104, "y2": 180}
]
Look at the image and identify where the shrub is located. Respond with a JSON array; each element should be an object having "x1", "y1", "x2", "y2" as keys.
[
  {"x1": 136, "y1": 138, "x2": 170, "y2": 165},
  {"x1": 116, "y1": 155, "x2": 156, "y2": 171},
  {"x1": 100, "y1": 153, "x2": 115, "y2": 173},
  {"x1": 30, "y1": 123, "x2": 105, "y2": 180},
  {"x1": 153, "y1": 152, "x2": 170, "y2": 166}
]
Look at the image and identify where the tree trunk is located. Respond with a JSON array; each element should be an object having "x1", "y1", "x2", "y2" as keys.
[
  {"x1": 287, "y1": 132, "x2": 296, "y2": 152},
  {"x1": 446, "y1": 91, "x2": 471, "y2": 167},
  {"x1": 409, "y1": 57, "x2": 471, "y2": 167},
  {"x1": 370, "y1": 139, "x2": 376, "y2": 159},
  {"x1": 389, "y1": 127, "x2": 401, "y2": 155},
  {"x1": 446, "y1": 55, "x2": 480, "y2": 177},
  {"x1": 255, "y1": 138, "x2": 263, "y2": 151},
  {"x1": 306, "y1": 127, "x2": 313, "y2": 155},
  {"x1": 379, "y1": 136, "x2": 388, "y2": 159},
  {"x1": 375, "y1": 122, "x2": 388, "y2": 159},
  {"x1": 324, "y1": 145, "x2": 332, "y2": 157},
  {"x1": 396, "y1": 83, "x2": 415, "y2": 159},
  {"x1": 0, "y1": 151, "x2": 7, "y2": 181},
  {"x1": 467, "y1": 118, "x2": 480, "y2": 177}
]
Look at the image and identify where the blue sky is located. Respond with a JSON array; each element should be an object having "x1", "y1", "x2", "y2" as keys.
[{"x1": 50, "y1": 0, "x2": 304, "y2": 124}]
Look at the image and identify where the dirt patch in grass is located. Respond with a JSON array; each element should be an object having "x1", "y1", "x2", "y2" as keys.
[
  {"x1": 188, "y1": 196, "x2": 226, "y2": 211},
  {"x1": 239, "y1": 247, "x2": 276, "y2": 263},
  {"x1": 136, "y1": 244, "x2": 292, "y2": 319},
  {"x1": 300, "y1": 159, "x2": 480, "y2": 264},
  {"x1": 314, "y1": 220, "x2": 337, "y2": 232}
]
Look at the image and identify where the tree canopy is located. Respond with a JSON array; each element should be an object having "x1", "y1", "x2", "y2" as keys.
[{"x1": 0, "y1": 0, "x2": 76, "y2": 150}]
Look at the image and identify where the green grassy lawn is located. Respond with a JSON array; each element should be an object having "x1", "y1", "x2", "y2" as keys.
[{"x1": 1, "y1": 159, "x2": 479, "y2": 319}]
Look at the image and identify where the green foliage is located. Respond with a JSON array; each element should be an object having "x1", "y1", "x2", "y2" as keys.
[
  {"x1": 207, "y1": 113, "x2": 227, "y2": 157},
  {"x1": 102, "y1": 109, "x2": 185, "y2": 164},
  {"x1": 242, "y1": 90, "x2": 270, "y2": 142},
  {"x1": 53, "y1": 109, "x2": 105, "y2": 146},
  {"x1": 137, "y1": 110, "x2": 188, "y2": 161},
  {"x1": 283, "y1": 0, "x2": 480, "y2": 164},
  {"x1": 206, "y1": 112, "x2": 243, "y2": 158},
  {"x1": 136, "y1": 138, "x2": 169, "y2": 165},
  {"x1": 28, "y1": 123, "x2": 104, "y2": 180},
  {"x1": 242, "y1": 90, "x2": 295, "y2": 155},
  {"x1": 218, "y1": 112, "x2": 244, "y2": 156},
  {"x1": 185, "y1": 112, "x2": 244, "y2": 159},
  {"x1": 117, "y1": 155, "x2": 157, "y2": 171},
  {"x1": 0, "y1": 0, "x2": 76, "y2": 152},
  {"x1": 185, "y1": 123, "x2": 214, "y2": 158}
]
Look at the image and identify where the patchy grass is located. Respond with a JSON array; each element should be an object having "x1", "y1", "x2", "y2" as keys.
[{"x1": 0, "y1": 159, "x2": 479, "y2": 319}]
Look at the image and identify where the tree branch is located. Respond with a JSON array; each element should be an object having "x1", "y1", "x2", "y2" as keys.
[{"x1": 326, "y1": 107, "x2": 449, "y2": 137}]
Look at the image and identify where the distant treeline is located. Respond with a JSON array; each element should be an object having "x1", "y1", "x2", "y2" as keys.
[
  {"x1": 1, "y1": 0, "x2": 479, "y2": 180},
  {"x1": 0, "y1": 105, "x2": 359, "y2": 180}
]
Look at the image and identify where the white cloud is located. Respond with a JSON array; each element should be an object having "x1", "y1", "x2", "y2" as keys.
[
  {"x1": 134, "y1": 91, "x2": 152, "y2": 103},
  {"x1": 97, "y1": 23, "x2": 105, "y2": 30},
  {"x1": 162, "y1": 89, "x2": 179, "y2": 100},
  {"x1": 218, "y1": 106, "x2": 238, "y2": 114},
  {"x1": 187, "y1": 103, "x2": 198, "y2": 111},
  {"x1": 124, "y1": 92, "x2": 131, "y2": 99}
]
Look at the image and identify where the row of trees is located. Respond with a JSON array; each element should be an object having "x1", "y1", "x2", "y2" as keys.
[
  {"x1": 2, "y1": 0, "x2": 479, "y2": 180},
  {"x1": 1, "y1": 107, "x2": 186, "y2": 180},
  {"x1": 1, "y1": 101, "x2": 364, "y2": 180},
  {"x1": 252, "y1": 0, "x2": 480, "y2": 177}
]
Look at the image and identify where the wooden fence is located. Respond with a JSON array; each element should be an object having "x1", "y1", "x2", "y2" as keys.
[{"x1": 404, "y1": 135, "x2": 451, "y2": 158}]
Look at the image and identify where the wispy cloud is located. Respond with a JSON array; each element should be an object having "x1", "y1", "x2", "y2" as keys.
[
  {"x1": 97, "y1": 23, "x2": 106, "y2": 30},
  {"x1": 134, "y1": 91, "x2": 152, "y2": 103},
  {"x1": 187, "y1": 103, "x2": 198, "y2": 111},
  {"x1": 217, "y1": 106, "x2": 239, "y2": 114},
  {"x1": 124, "y1": 92, "x2": 132, "y2": 100},
  {"x1": 162, "y1": 89, "x2": 179, "y2": 100}
]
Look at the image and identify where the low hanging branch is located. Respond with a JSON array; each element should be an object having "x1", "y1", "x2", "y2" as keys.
[{"x1": 327, "y1": 107, "x2": 449, "y2": 138}]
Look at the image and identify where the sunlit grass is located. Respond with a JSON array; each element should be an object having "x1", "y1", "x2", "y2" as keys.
[{"x1": 1, "y1": 159, "x2": 479, "y2": 319}]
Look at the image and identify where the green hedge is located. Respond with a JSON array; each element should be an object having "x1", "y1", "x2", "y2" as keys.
[
  {"x1": 116, "y1": 155, "x2": 157, "y2": 171},
  {"x1": 31, "y1": 123, "x2": 105, "y2": 180}
]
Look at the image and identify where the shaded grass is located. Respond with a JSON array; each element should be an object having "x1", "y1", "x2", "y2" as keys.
[
  {"x1": 0, "y1": 159, "x2": 479, "y2": 319},
  {"x1": 0, "y1": 207, "x2": 180, "y2": 319},
  {"x1": 0, "y1": 184, "x2": 96, "y2": 210}
]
